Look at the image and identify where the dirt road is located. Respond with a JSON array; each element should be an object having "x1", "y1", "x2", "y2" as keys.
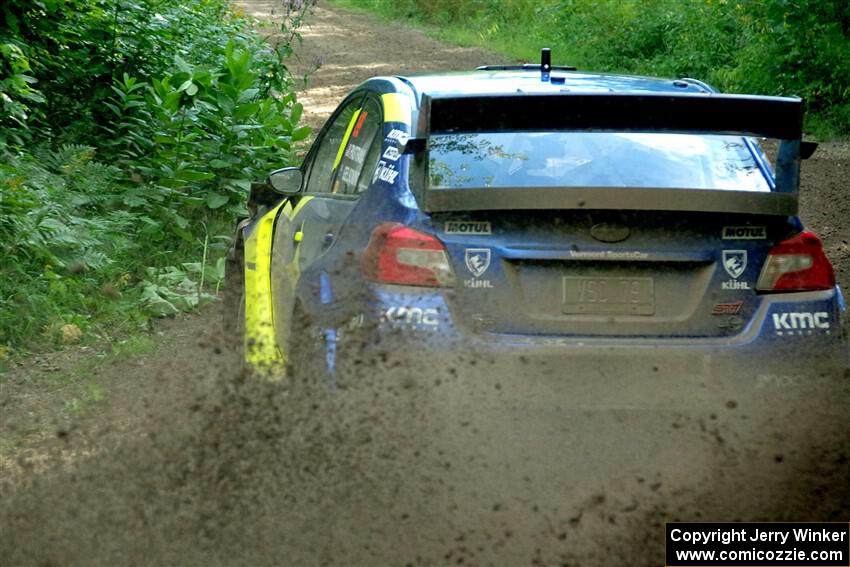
[{"x1": 1, "y1": 3, "x2": 848, "y2": 566}]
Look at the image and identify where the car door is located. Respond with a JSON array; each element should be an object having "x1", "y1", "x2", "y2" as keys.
[{"x1": 270, "y1": 94, "x2": 383, "y2": 351}]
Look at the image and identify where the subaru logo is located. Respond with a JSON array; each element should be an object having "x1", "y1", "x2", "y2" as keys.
[{"x1": 590, "y1": 222, "x2": 630, "y2": 243}]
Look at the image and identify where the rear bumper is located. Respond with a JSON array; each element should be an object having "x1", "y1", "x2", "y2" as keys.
[{"x1": 332, "y1": 287, "x2": 848, "y2": 387}]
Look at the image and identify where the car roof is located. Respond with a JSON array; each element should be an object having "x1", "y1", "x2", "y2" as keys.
[{"x1": 389, "y1": 70, "x2": 712, "y2": 104}]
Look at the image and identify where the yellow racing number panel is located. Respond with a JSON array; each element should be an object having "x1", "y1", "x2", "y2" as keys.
[{"x1": 243, "y1": 196, "x2": 314, "y2": 372}]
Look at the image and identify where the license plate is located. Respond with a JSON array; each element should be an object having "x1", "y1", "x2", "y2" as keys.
[{"x1": 562, "y1": 276, "x2": 654, "y2": 315}]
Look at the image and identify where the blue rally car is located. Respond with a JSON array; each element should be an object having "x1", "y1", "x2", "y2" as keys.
[{"x1": 227, "y1": 52, "x2": 848, "y2": 387}]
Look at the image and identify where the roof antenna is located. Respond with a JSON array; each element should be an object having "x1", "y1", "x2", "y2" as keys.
[{"x1": 541, "y1": 48, "x2": 551, "y2": 82}]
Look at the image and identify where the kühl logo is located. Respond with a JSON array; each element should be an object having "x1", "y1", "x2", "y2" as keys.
[
  {"x1": 464, "y1": 248, "x2": 491, "y2": 277},
  {"x1": 722, "y1": 250, "x2": 747, "y2": 279}
]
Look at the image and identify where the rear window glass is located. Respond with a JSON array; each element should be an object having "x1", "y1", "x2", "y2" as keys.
[{"x1": 428, "y1": 132, "x2": 772, "y2": 192}]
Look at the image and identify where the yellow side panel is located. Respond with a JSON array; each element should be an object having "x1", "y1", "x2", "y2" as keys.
[
  {"x1": 243, "y1": 200, "x2": 289, "y2": 371},
  {"x1": 381, "y1": 93, "x2": 412, "y2": 125},
  {"x1": 242, "y1": 196, "x2": 315, "y2": 374},
  {"x1": 279, "y1": 196, "x2": 317, "y2": 331}
]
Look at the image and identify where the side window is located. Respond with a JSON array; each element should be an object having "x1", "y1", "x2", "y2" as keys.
[
  {"x1": 355, "y1": 130, "x2": 384, "y2": 195},
  {"x1": 332, "y1": 98, "x2": 382, "y2": 196},
  {"x1": 304, "y1": 96, "x2": 362, "y2": 194}
]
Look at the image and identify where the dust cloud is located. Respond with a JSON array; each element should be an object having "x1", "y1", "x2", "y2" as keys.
[{"x1": 2, "y1": 318, "x2": 849, "y2": 565}]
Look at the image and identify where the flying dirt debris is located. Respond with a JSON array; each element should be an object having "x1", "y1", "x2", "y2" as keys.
[{"x1": 1, "y1": 3, "x2": 849, "y2": 567}]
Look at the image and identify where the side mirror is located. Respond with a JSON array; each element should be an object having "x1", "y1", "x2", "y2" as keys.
[{"x1": 268, "y1": 167, "x2": 303, "y2": 195}]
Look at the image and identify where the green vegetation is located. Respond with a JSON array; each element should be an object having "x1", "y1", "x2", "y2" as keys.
[
  {"x1": 334, "y1": 0, "x2": 850, "y2": 138},
  {"x1": 0, "y1": 0, "x2": 313, "y2": 356}
]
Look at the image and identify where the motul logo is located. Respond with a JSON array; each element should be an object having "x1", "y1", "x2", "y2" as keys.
[
  {"x1": 772, "y1": 311, "x2": 830, "y2": 330},
  {"x1": 445, "y1": 221, "x2": 491, "y2": 235},
  {"x1": 723, "y1": 226, "x2": 766, "y2": 239}
]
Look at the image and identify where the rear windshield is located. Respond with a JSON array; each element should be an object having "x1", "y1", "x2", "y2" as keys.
[{"x1": 428, "y1": 132, "x2": 772, "y2": 192}]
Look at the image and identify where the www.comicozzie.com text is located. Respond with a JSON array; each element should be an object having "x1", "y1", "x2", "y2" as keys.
[{"x1": 670, "y1": 527, "x2": 847, "y2": 546}]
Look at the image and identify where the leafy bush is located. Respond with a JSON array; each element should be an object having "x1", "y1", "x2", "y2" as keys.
[
  {"x1": 0, "y1": 42, "x2": 44, "y2": 146},
  {"x1": 0, "y1": 146, "x2": 137, "y2": 345},
  {"x1": 104, "y1": 42, "x2": 309, "y2": 224},
  {"x1": 0, "y1": 0, "x2": 315, "y2": 352},
  {"x1": 1, "y1": 0, "x2": 299, "y2": 143}
]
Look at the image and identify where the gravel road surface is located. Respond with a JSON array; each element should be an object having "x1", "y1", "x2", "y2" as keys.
[{"x1": 2, "y1": 3, "x2": 848, "y2": 566}]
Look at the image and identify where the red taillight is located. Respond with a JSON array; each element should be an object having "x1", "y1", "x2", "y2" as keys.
[
  {"x1": 361, "y1": 223, "x2": 455, "y2": 287},
  {"x1": 756, "y1": 230, "x2": 835, "y2": 292}
]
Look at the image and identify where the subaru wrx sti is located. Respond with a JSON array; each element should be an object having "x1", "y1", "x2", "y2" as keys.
[{"x1": 226, "y1": 51, "x2": 848, "y2": 392}]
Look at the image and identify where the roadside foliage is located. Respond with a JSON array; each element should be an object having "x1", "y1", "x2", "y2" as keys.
[
  {"x1": 339, "y1": 0, "x2": 850, "y2": 137},
  {"x1": 0, "y1": 0, "x2": 312, "y2": 353}
]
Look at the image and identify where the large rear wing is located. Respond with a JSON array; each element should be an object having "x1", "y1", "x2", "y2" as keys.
[{"x1": 408, "y1": 92, "x2": 806, "y2": 215}]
